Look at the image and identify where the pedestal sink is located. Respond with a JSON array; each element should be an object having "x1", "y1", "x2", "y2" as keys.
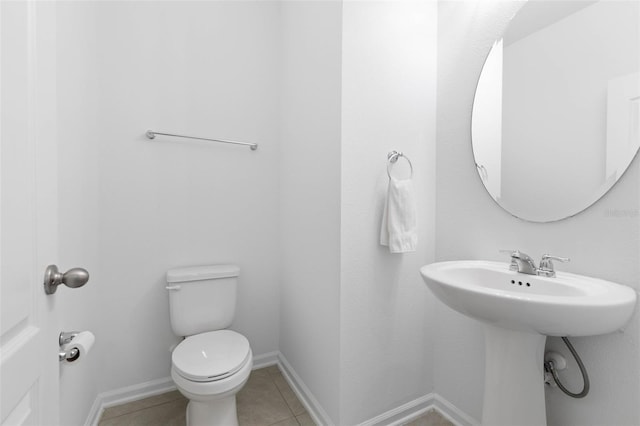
[{"x1": 420, "y1": 260, "x2": 636, "y2": 426}]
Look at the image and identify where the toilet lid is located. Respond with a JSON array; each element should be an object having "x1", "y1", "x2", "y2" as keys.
[{"x1": 172, "y1": 330, "x2": 251, "y2": 382}]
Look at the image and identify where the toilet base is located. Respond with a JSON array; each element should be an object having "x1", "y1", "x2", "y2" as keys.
[{"x1": 186, "y1": 396, "x2": 238, "y2": 426}]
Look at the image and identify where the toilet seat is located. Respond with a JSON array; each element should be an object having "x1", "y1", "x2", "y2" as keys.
[{"x1": 172, "y1": 330, "x2": 251, "y2": 383}]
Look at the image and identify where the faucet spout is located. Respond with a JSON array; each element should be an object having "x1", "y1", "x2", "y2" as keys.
[
  {"x1": 500, "y1": 250, "x2": 538, "y2": 275},
  {"x1": 512, "y1": 252, "x2": 538, "y2": 275}
]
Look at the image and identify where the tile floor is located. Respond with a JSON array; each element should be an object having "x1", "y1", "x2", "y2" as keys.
[
  {"x1": 404, "y1": 410, "x2": 454, "y2": 426},
  {"x1": 97, "y1": 365, "x2": 453, "y2": 426}
]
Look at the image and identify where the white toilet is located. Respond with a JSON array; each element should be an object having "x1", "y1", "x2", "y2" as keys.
[{"x1": 166, "y1": 264, "x2": 253, "y2": 426}]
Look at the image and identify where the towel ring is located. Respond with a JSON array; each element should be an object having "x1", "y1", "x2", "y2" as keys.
[{"x1": 387, "y1": 150, "x2": 413, "y2": 179}]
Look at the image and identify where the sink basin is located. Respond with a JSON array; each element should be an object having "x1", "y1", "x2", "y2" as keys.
[
  {"x1": 420, "y1": 260, "x2": 636, "y2": 336},
  {"x1": 420, "y1": 260, "x2": 637, "y2": 426}
]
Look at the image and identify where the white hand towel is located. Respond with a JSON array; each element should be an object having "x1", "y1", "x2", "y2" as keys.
[{"x1": 380, "y1": 177, "x2": 417, "y2": 253}]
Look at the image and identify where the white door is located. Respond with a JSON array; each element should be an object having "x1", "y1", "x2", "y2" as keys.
[{"x1": 1, "y1": 1, "x2": 60, "y2": 425}]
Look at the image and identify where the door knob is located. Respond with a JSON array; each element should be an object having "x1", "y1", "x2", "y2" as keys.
[{"x1": 43, "y1": 265, "x2": 90, "y2": 295}]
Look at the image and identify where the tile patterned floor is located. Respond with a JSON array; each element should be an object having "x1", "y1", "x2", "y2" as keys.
[
  {"x1": 404, "y1": 409, "x2": 454, "y2": 426},
  {"x1": 98, "y1": 366, "x2": 452, "y2": 426},
  {"x1": 98, "y1": 365, "x2": 312, "y2": 426}
]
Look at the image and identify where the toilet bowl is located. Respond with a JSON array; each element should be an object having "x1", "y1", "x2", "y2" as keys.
[
  {"x1": 166, "y1": 265, "x2": 253, "y2": 426},
  {"x1": 171, "y1": 330, "x2": 253, "y2": 426}
]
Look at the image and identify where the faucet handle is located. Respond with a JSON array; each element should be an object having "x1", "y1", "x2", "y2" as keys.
[
  {"x1": 538, "y1": 254, "x2": 570, "y2": 277},
  {"x1": 541, "y1": 254, "x2": 570, "y2": 263}
]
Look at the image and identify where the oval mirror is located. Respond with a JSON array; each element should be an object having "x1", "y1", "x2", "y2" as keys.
[{"x1": 472, "y1": 0, "x2": 640, "y2": 222}]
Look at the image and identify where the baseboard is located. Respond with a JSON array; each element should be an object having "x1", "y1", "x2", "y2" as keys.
[
  {"x1": 356, "y1": 392, "x2": 478, "y2": 426},
  {"x1": 274, "y1": 354, "x2": 480, "y2": 426},
  {"x1": 84, "y1": 351, "x2": 280, "y2": 426},
  {"x1": 252, "y1": 350, "x2": 279, "y2": 369},
  {"x1": 276, "y1": 354, "x2": 335, "y2": 426},
  {"x1": 84, "y1": 376, "x2": 176, "y2": 426},
  {"x1": 357, "y1": 393, "x2": 435, "y2": 426},
  {"x1": 85, "y1": 395, "x2": 103, "y2": 426},
  {"x1": 432, "y1": 394, "x2": 479, "y2": 426},
  {"x1": 84, "y1": 351, "x2": 479, "y2": 426}
]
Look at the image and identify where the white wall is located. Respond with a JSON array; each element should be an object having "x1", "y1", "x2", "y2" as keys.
[
  {"x1": 54, "y1": 2, "x2": 441, "y2": 425},
  {"x1": 339, "y1": 1, "x2": 437, "y2": 424},
  {"x1": 279, "y1": 3, "x2": 439, "y2": 425},
  {"x1": 54, "y1": 2, "x2": 640, "y2": 425},
  {"x1": 56, "y1": 2, "x2": 282, "y2": 424},
  {"x1": 279, "y1": 1, "x2": 343, "y2": 423},
  {"x1": 436, "y1": 2, "x2": 640, "y2": 425}
]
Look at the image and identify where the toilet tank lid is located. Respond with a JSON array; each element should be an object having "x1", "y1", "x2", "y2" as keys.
[{"x1": 166, "y1": 264, "x2": 240, "y2": 283}]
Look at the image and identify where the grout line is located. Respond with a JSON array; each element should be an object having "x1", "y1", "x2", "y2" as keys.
[
  {"x1": 268, "y1": 366, "x2": 296, "y2": 413},
  {"x1": 100, "y1": 394, "x2": 184, "y2": 423},
  {"x1": 265, "y1": 416, "x2": 301, "y2": 426},
  {"x1": 101, "y1": 366, "x2": 304, "y2": 426},
  {"x1": 269, "y1": 367, "x2": 297, "y2": 420},
  {"x1": 100, "y1": 401, "x2": 167, "y2": 422},
  {"x1": 294, "y1": 413, "x2": 307, "y2": 426}
]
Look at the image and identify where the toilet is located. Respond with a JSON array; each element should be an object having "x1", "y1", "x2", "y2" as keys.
[{"x1": 166, "y1": 264, "x2": 253, "y2": 426}]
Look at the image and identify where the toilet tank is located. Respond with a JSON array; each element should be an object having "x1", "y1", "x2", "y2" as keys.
[{"x1": 166, "y1": 264, "x2": 239, "y2": 337}]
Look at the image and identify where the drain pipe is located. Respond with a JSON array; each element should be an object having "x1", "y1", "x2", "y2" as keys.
[{"x1": 544, "y1": 337, "x2": 590, "y2": 398}]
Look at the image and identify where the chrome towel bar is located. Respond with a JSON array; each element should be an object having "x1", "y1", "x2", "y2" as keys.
[{"x1": 146, "y1": 130, "x2": 258, "y2": 151}]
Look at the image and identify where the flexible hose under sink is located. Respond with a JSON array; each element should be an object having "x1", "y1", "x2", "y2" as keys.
[{"x1": 544, "y1": 337, "x2": 590, "y2": 398}]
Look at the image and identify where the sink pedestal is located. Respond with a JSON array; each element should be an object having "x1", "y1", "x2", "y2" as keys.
[
  {"x1": 421, "y1": 261, "x2": 637, "y2": 425},
  {"x1": 482, "y1": 325, "x2": 547, "y2": 426},
  {"x1": 420, "y1": 260, "x2": 637, "y2": 425}
]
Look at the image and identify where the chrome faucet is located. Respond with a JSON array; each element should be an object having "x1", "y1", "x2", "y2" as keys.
[
  {"x1": 501, "y1": 250, "x2": 538, "y2": 275},
  {"x1": 537, "y1": 254, "x2": 570, "y2": 277},
  {"x1": 500, "y1": 250, "x2": 570, "y2": 277}
]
